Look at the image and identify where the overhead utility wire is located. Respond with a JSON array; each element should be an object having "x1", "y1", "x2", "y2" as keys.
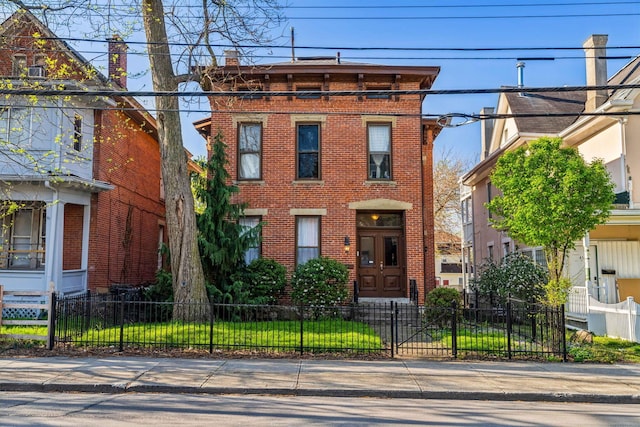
[
  {"x1": 12, "y1": 35, "x2": 639, "y2": 51},
  {"x1": 2, "y1": 83, "x2": 640, "y2": 97},
  {"x1": 285, "y1": 13, "x2": 640, "y2": 20},
  {"x1": 283, "y1": 1, "x2": 640, "y2": 8}
]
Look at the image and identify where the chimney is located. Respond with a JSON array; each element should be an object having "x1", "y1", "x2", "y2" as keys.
[
  {"x1": 108, "y1": 35, "x2": 127, "y2": 89},
  {"x1": 224, "y1": 50, "x2": 239, "y2": 67},
  {"x1": 583, "y1": 34, "x2": 608, "y2": 112},
  {"x1": 480, "y1": 107, "x2": 495, "y2": 160}
]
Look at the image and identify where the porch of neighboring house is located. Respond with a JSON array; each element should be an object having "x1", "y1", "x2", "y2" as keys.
[
  {"x1": 1, "y1": 180, "x2": 109, "y2": 295},
  {"x1": 565, "y1": 219, "x2": 640, "y2": 341}
]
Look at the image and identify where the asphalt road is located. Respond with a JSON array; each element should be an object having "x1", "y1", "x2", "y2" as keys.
[{"x1": 2, "y1": 392, "x2": 640, "y2": 426}]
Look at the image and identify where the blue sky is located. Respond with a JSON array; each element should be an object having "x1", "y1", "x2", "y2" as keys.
[{"x1": 175, "y1": 0, "x2": 640, "y2": 162}]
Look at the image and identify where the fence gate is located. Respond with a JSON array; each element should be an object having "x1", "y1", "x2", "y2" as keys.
[{"x1": 0, "y1": 283, "x2": 55, "y2": 349}]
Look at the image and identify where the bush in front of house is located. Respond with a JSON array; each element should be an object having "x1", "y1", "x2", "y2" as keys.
[
  {"x1": 232, "y1": 258, "x2": 287, "y2": 305},
  {"x1": 471, "y1": 252, "x2": 547, "y2": 304},
  {"x1": 290, "y1": 257, "x2": 349, "y2": 308},
  {"x1": 423, "y1": 287, "x2": 462, "y2": 328}
]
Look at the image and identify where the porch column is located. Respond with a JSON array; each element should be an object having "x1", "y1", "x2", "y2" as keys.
[
  {"x1": 81, "y1": 204, "x2": 91, "y2": 289},
  {"x1": 44, "y1": 200, "x2": 65, "y2": 291},
  {"x1": 583, "y1": 232, "x2": 591, "y2": 291}
]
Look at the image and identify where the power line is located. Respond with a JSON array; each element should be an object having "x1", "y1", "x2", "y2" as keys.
[
  {"x1": 8, "y1": 35, "x2": 639, "y2": 52},
  {"x1": 284, "y1": 13, "x2": 640, "y2": 20},
  {"x1": 1, "y1": 83, "x2": 639, "y2": 97}
]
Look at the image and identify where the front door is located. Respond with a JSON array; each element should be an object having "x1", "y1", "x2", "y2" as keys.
[{"x1": 358, "y1": 230, "x2": 405, "y2": 298}]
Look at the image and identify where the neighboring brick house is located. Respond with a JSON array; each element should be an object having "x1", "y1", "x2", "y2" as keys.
[
  {"x1": 0, "y1": 10, "x2": 166, "y2": 293},
  {"x1": 462, "y1": 34, "x2": 640, "y2": 305},
  {"x1": 197, "y1": 52, "x2": 441, "y2": 303}
]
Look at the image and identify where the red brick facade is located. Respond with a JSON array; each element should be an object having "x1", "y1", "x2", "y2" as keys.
[{"x1": 201, "y1": 59, "x2": 440, "y2": 302}]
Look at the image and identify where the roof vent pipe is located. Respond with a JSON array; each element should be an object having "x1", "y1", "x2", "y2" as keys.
[{"x1": 516, "y1": 61, "x2": 525, "y2": 89}]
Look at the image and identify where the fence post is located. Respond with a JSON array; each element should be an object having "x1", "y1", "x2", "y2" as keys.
[
  {"x1": 390, "y1": 301, "x2": 395, "y2": 358},
  {"x1": 627, "y1": 297, "x2": 635, "y2": 342},
  {"x1": 0, "y1": 285, "x2": 4, "y2": 328},
  {"x1": 506, "y1": 298, "x2": 512, "y2": 360},
  {"x1": 353, "y1": 280, "x2": 359, "y2": 304},
  {"x1": 561, "y1": 304, "x2": 567, "y2": 362},
  {"x1": 451, "y1": 301, "x2": 458, "y2": 359},
  {"x1": 119, "y1": 293, "x2": 125, "y2": 352},
  {"x1": 47, "y1": 291, "x2": 57, "y2": 350},
  {"x1": 84, "y1": 289, "x2": 91, "y2": 333},
  {"x1": 299, "y1": 302, "x2": 304, "y2": 356},
  {"x1": 209, "y1": 298, "x2": 215, "y2": 354}
]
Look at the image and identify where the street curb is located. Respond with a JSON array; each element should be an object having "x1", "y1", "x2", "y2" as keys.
[{"x1": 2, "y1": 383, "x2": 639, "y2": 404}]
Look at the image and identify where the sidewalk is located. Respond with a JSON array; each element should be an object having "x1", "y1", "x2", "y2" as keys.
[{"x1": 1, "y1": 356, "x2": 640, "y2": 403}]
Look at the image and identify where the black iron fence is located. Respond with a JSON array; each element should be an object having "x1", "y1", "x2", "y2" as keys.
[{"x1": 52, "y1": 292, "x2": 566, "y2": 360}]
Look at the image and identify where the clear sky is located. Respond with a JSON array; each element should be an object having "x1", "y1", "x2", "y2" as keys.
[{"x1": 175, "y1": 0, "x2": 640, "y2": 163}]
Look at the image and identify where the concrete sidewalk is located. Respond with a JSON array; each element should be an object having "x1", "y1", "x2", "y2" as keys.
[{"x1": 1, "y1": 356, "x2": 640, "y2": 403}]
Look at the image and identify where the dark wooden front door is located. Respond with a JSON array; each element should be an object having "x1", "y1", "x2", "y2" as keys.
[{"x1": 357, "y1": 230, "x2": 405, "y2": 298}]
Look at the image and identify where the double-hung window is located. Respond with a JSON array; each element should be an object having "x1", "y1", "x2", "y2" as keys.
[
  {"x1": 73, "y1": 114, "x2": 83, "y2": 151},
  {"x1": 238, "y1": 123, "x2": 262, "y2": 180},
  {"x1": 239, "y1": 216, "x2": 261, "y2": 265},
  {"x1": 297, "y1": 124, "x2": 320, "y2": 180},
  {"x1": 367, "y1": 123, "x2": 391, "y2": 180},
  {"x1": 0, "y1": 106, "x2": 32, "y2": 146},
  {"x1": 296, "y1": 216, "x2": 320, "y2": 266},
  {"x1": 1, "y1": 204, "x2": 46, "y2": 270}
]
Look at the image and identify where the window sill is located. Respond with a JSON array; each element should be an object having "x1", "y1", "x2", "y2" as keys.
[
  {"x1": 235, "y1": 180, "x2": 265, "y2": 186},
  {"x1": 292, "y1": 180, "x2": 324, "y2": 186},
  {"x1": 364, "y1": 180, "x2": 397, "y2": 187}
]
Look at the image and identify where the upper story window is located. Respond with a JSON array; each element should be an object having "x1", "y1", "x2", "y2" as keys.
[
  {"x1": 73, "y1": 114, "x2": 83, "y2": 151},
  {"x1": 297, "y1": 123, "x2": 320, "y2": 179},
  {"x1": 238, "y1": 123, "x2": 262, "y2": 180},
  {"x1": 487, "y1": 181, "x2": 493, "y2": 219},
  {"x1": 11, "y1": 55, "x2": 27, "y2": 77},
  {"x1": 296, "y1": 216, "x2": 320, "y2": 266},
  {"x1": 0, "y1": 106, "x2": 32, "y2": 146},
  {"x1": 367, "y1": 123, "x2": 391, "y2": 180}
]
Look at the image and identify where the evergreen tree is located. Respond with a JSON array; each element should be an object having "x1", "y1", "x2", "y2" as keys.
[{"x1": 194, "y1": 130, "x2": 260, "y2": 302}]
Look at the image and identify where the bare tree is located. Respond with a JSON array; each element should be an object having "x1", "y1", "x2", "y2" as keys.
[
  {"x1": 6, "y1": 0, "x2": 284, "y2": 320},
  {"x1": 433, "y1": 147, "x2": 472, "y2": 237}
]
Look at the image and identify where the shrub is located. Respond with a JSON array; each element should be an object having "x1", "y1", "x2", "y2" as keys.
[
  {"x1": 233, "y1": 258, "x2": 287, "y2": 305},
  {"x1": 144, "y1": 269, "x2": 174, "y2": 302},
  {"x1": 543, "y1": 277, "x2": 573, "y2": 306},
  {"x1": 471, "y1": 253, "x2": 547, "y2": 303},
  {"x1": 423, "y1": 287, "x2": 462, "y2": 327},
  {"x1": 290, "y1": 257, "x2": 349, "y2": 308}
]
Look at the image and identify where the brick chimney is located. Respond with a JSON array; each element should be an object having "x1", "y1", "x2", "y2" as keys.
[
  {"x1": 583, "y1": 34, "x2": 608, "y2": 112},
  {"x1": 108, "y1": 35, "x2": 127, "y2": 89},
  {"x1": 224, "y1": 50, "x2": 239, "y2": 67}
]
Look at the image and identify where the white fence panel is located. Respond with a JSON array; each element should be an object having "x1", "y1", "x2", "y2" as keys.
[{"x1": 587, "y1": 296, "x2": 640, "y2": 343}]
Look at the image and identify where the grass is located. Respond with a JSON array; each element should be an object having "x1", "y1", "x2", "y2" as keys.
[
  {"x1": 69, "y1": 319, "x2": 383, "y2": 353},
  {"x1": 568, "y1": 334, "x2": 640, "y2": 363}
]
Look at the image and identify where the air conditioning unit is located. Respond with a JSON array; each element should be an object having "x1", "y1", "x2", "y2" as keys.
[{"x1": 28, "y1": 66, "x2": 45, "y2": 78}]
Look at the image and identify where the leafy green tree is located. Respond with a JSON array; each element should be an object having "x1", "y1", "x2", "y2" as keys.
[
  {"x1": 487, "y1": 137, "x2": 614, "y2": 303},
  {"x1": 194, "y1": 130, "x2": 261, "y2": 302}
]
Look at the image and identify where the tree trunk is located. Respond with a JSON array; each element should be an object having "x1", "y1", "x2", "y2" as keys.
[{"x1": 142, "y1": 0, "x2": 209, "y2": 321}]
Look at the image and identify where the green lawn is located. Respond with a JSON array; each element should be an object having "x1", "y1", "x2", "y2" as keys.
[{"x1": 69, "y1": 319, "x2": 384, "y2": 352}]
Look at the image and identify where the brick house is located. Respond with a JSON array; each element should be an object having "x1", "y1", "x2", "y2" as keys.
[
  {"x1": 0, "y1": 10, "x2": 166, "y2": 294},
  {"x1": 197, "y1": 52, "x2": 441, "y2": 303}
]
